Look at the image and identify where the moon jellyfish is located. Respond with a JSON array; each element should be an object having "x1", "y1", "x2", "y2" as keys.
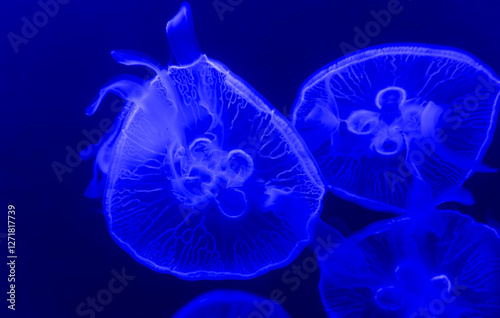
[
  {"x1": 172, "y1": 290, "x2": 291, "y2": 318},
  {"x1": 83, "y1": 3, "x2": 324, "y2": 279},
  {"x1": 291, "y1": 44, "x2": 500, "y2": 213},
  {"x1": 317, "y1": 211, "x2": 500, "y2": 317}
]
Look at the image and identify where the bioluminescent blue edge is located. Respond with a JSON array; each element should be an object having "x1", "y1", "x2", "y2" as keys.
[
  {"x1": 290, "y1": 43, "x2": 500, "y2": 214},
  {"x1": 85, "y1": 2, "x2": 325, "y2": 280},
  {"x1": 172, "y1": 289, "x2": 292, "y2": 318}
]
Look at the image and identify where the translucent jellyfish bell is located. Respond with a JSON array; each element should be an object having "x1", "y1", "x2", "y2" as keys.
[
  {"x1": 317, "y1": 211, "x2": 500, "y2": 317},
  {"x1": 172, "y1": 290, "x2": 291, "y2": 318},
  {"x1": 291, "y1": 44, "x2": 500, "y2": 213},
  {"x1": 83, "y1": 3, "x2": 324, "y2": 280}
]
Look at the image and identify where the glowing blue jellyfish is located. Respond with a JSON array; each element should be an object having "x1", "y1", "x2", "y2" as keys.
[
  {"x1": 291, "y1": 44, "x2": 500, "y2": 213},
  {"x1": 83, "y1": 3, "x2": 324, "y2": 280},
  {"x1": 317, "y1": 211, "x2": 500, "y2": 317},
  {"x1": 172, "y1": 290, "x2": 291, "y2": 318}
]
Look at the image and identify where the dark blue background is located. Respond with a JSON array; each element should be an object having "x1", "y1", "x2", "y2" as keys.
[{"x1": 2, "y1": 0, "x2": 499, "y2": 317}]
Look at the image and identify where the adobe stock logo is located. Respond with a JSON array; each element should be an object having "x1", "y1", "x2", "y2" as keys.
[
  {"x1": 213, "y1": 0, "x2": 243, "y2": 22},
  {"x1": 7, "y1": 0, "x2": 71, "y2": 54},
  {"x1": 51, "y1": 99, "x2": 123, "y2": 183},
  {"x1": 339, "y1": 0, "x2": 408, "y2": 55},
  {"x1": 76, "y1": 267, "x2": 135, "y2": 318},
  {"x1": 409, "y1": 277, "x2": 468, "y2": 318}
]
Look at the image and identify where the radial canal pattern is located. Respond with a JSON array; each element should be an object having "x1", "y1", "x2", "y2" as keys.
[
  {"x1": 84, "y1": 3, "x2": 324, "y2": 280},
  {"x1": 291, "y1": 44, "x2": 500, "y2": 213}
]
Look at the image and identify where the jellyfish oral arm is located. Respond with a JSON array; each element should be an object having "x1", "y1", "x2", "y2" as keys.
[
  {"x1": 166, "y1": 2, "x2": 202, "y2": 65},
  {"x1": 420, "y1": 101, "x2": 443, "y2": 139},
  {"x1": 86, "y1": 76, "x2": 146, "y2": 115},
  {"x1": 305, "y1": 101, "x2": 340, "y2": 134},
  {"x1": 111, "y1": 50, "x2": 162, "y2": 74},
  {"x1": 84, "y1": 77, "x2": 147, "y2": 198}
]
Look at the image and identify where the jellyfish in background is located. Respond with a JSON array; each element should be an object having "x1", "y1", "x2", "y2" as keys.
[
  {"x1": 317, "y1": 211, "x2": 500, "y2": 318},
  {"x1": 172, "y1": 290, "x2": 291, "y2": 318},
  {"x1": 83, "y1": 3, "x2": 324, "y2": 280},
  {"x1": 291, "y1": 45, "x2": 500, "y2": 213}
]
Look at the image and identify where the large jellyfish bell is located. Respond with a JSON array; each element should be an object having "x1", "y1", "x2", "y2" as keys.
[
  {"x1": 317, "y1": 211, "x2": 500, "y2": 318},
  {"x1": 83, "y1": 3, "x2": 324, "y2": 280},
  {"x1": 291, "y1": 45, "x2": 500, "y2": 213}
]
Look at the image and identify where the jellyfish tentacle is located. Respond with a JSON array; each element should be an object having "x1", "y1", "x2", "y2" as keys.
[
  {"x1": 84, "y1": 79, "x2": 140, "y2": 199},
  {"x1": 83, "y1": 101, "x2": 135, "y2": 199},
  {"x1": 86, "y1": 75, "x2": 145, "y2": 115},
  {"x1": 166, "y1": 2, "x2": 202, "y2": 65},
  {"x1": 81, "y1": 100, "x2": 134, "y2": 160},
  {"x1": 111, "y1": 49, "x2": 162, "y2": 74}
]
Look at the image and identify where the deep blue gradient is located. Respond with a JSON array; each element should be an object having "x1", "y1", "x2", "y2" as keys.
[
  {"x1": 291, "y1": 44, "x2": 500, "y2": 213},
  {"x1": 3, "y1": 0, "x2": 500, "y2": 317},
  {"x1": 318, "y1": 211, "x2": 500, "y2": 317},
  {"x1": 172, "y1": 289, "x2": 291, "y2": 318}
]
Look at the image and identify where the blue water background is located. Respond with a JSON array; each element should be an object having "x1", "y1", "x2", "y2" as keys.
[{"x1": 1, "y1": 0, "x2": 499, "y2": 317}]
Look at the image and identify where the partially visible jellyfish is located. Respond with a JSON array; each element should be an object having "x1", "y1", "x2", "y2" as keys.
[
  {"x1": 291, "y1": 44, "x2": 500, "y2": 213},
  {"x1": 316, "y1": 210, "x2": 500, "y2": 317},
  {"x1": 172, "y1": 290, "x2": 291, "y2": 318},
  {"x1": 83, "y1": 3, "x2": 325, "y2": 279}
]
